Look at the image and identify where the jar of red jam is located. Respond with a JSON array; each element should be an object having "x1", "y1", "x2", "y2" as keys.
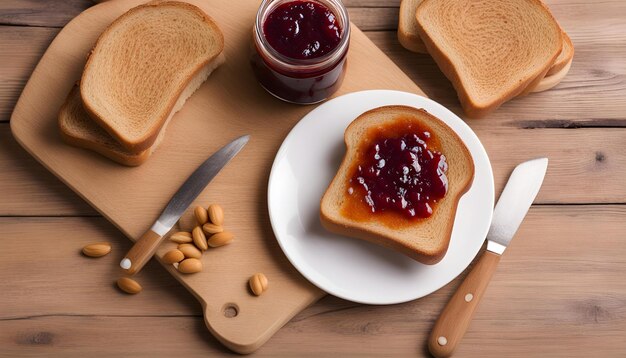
[{"x1": 251, "y1": 0, "x2": 350, "y2": 104}]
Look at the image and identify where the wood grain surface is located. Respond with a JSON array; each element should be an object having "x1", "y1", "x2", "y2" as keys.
[{"x1": 1, "y1": 0, "x2": 625, "y2": 357}]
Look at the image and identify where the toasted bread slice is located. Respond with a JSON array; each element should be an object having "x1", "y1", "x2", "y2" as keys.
[
  {"x1": 398, "y1": 0, "x2": 573, "y2": 94},
  {"x1": 415, "y1": 0, "x2": 562, "y2": 118},
  {"x1": 398, "y1": 0, "x2": 427, "y2": 53},
  {"x1": 320, "y1": 106, "x2": 474, "y2": 264},
  {"x1": 398, "y1": 0, "x2": 574, "y2": 77},
  {"x1": 60, "y1": 56, "x2": 222, "y2": 166},
  {"x1": 80, "y1": 1, "x2": 224, "y2": 152}
]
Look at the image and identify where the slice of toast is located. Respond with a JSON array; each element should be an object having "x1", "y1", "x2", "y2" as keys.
[
  {"x1": 398, "y1": 0, "x2": 574, "y2": 79},
  {"x1": 415, "y1": 0, "x2": 562, "y2": 118},
  {"x1": 320, "y1": 106, "x2": 474, "y2": 264},
  {"x1": 59, "y1": 55, "x2": 223, "y2": 166},
  {"x1": 80, "y1": 1, "x2": 224, "y2": 152}
]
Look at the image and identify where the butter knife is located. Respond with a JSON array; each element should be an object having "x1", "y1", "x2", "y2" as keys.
[
  {"x1": 120, "y1": 135, "x2": 250, "y2": 275},
  {"x1": 429, "y1": 157, "x2": 549, "y2": 357}
]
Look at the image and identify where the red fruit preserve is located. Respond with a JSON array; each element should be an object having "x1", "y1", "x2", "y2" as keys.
[
  {"x1": 341, "y1": 117, "x2": 449, "y2": 226},
  {"x1": 251, "y1": 0, "x2": 350, "y2": 104},
  {"x1": 263, "y1": 1, "x2": 341, "y2": 60}
]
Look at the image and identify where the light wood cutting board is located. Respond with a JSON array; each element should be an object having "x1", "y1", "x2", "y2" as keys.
[{"x1": 10, "y1": 0, "x2": 425, "y2": 353}]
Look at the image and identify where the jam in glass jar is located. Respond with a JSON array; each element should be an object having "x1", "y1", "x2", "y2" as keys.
[{"x1": 251, "y1": 0, "x2": 350, "y2": 104}]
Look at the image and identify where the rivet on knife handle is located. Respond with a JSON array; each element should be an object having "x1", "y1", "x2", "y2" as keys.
[
  {"x1": 428, "y1": 251, "x2": 501, "y2": 358},
  {"x1": 120, "y1": 229, "x2": 162, "y2": 275}
]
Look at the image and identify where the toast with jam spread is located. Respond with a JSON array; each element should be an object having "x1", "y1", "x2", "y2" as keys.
[{"x1": 320, "y1": 106, "x2": 474, "y2": 264}]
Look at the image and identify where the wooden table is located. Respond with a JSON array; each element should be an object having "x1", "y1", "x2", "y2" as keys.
[{"x1": 1, "y1": 0, "x2": 625, "y2": 356}]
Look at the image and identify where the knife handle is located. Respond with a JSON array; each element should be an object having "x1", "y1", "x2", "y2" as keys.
[
  {"x1": 119, "y1": 229, "x2": 163, "y2": 275},
  {"x1": 428, "y1": 250, "x2": 501, "y2": 357}
]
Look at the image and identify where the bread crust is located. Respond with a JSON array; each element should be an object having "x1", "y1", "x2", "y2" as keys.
[
  {"x1": 529, "y1": 57, "x2": 573, "y2": 93},
  {"x1": 58, "y1": 85, "x2": 151, "y2": 166},
  {"x1": 320, "y1": 105, "x2": 474, "y2": 265},
  {"x1": 546, "y1": 31, "x2": 574, "y2": 76},
  {"x1": 80, "y1": 1, "x2": 225, "y2": 153},
  {"x1": 415, "y1": 0, "x2": 562, "y2": 118},
  {"x1": 397, "y1": 0, "x2": 427, "y2": 53},
  {"x1": 59, "y1": 129, "x2": 150, "y2": 166}
]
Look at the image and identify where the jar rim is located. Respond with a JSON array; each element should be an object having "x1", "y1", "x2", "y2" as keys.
[{"x1": 254, "y1": 0, "x2": 351, "y2": 71}]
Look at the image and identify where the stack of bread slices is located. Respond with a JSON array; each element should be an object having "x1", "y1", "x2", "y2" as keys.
[
  {"x1": 59, "y1": 1, "x2": 225, "y2": 166},
  {"x1": 398, "y1": 0, "x2": 574, "y2": 118}
]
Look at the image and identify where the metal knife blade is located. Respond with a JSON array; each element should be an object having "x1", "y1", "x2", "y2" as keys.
[
  {"x1": 486, "y1": 157, "x2": 548, "y2": 255},
  {"x1": 150, "y1": 135, "x2": 250, "y2": 236}
]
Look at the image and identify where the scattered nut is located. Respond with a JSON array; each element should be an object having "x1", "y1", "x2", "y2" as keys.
[
  {"x1": 82, "y1": 242, "x2": 111, "y2": 257},
  {"x1": 178, "y1": 258, "x2": 202, "y2": 274},
  {"x1": 178, "y1": 243, "x2": 202, "y2": 259},
  {"x1": 208, "y1": 204, "x2": 224, "y2": 226},
  {"x1": 202, "y1": 223, "x2": 224, "y2": 235},
  {"x1": 249, "y1": 273, "x2": 268, "y2": 296},
  {"x1": 192, "y1": 226, "x2": 208, "y2": 251},
  {"x1": 162, "y1": 249, "x2": 185, "y2": 264},
  {"x1": 117, "y1": 277, "x2": 142, "y2": 294},
  {"x1": 194, "y1": 206, "x2": 208, "y2": 225},
  {"x1": 169, "y1": 231, "x2": 193, "y2": 244},
  {"x1": 207, "y1": 231, "x2": 234, "y2": 248}
]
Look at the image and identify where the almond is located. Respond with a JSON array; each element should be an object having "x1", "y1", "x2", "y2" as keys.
[
  {"x1": 192, "y1": 226, "x2": 208, "y2": 251},
  {"x1": 82, "y1": 242, "x2": 111, "y2": 257},
  {"x1": 178, "y1": 258, "x2": 202, "y2": 274},
  {"x1": 249, "y1": 273, "x2": 268, "y2": 296},
  {"x1": 207, "y1": 204, "x2": 224, "y2": 226},
  {"x1": 202, "y1": 223, "x2": 224, "y2": 235},
  {"x1": 178, "y1": 243, "x2": 202, "y2": 259},
  {"x1": 194, "y1": 206, "x2": 208, "y2": 225},
  {"x1": 117, "y1": 277, "x2": 142, "y2": 294},
  {"x1": 169, "y1": 231, "x2": 193, "y2": 244},
  {"x1": 162, "y1": 249, "x2": 185, "y2": 264},
  {"x1": 207, "y1": 231, "x2": 234, "y2": 248}
]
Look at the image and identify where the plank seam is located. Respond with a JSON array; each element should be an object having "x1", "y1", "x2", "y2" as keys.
[
  {"x1": 0, "y1": 313, "x2": 202, "y2": 321},
  {"x1": 0, "y1": 23, "x2": 63, "y2": 29}
]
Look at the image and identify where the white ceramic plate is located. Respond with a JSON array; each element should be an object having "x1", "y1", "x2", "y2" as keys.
[{"x1": 268, "y1": 90, "x2": 494, "y2": 304}]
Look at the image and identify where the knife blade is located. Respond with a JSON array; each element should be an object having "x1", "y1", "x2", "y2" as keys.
[
  {"x1": 428, "y1": 158, "x2": 548, "y2": 358},
  {"x1": 486, "y1": 157, "x2": 549, "y2": 255},
  {"x1": 120, "y1": 135, "x2": 250, "y2": 275}
]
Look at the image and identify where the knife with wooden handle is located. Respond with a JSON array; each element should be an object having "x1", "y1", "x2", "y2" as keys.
[
  {"x1": 120, "y1": 135, "x2": 249, "y2": 275},
  {"x1": 429, "y1": 158, "x2": 549, "y2": 357}
]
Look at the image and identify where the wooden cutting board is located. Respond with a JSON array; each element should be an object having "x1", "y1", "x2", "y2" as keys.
[{"x1": 10, "y1": 0, "x2": 425, "y2": 353}]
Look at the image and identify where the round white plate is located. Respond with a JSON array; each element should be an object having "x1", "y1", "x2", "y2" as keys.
[{"x1": 268, "y1": 90, "x2": 494, "y2": 304}]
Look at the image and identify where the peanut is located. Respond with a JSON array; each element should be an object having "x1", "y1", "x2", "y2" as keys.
[
  {"x1": 117, "y1": 277, "x2": 142, "y2": 294},
  {"x1": 162, "y1": 249, "x2": 185, "y2": 264},
  {"x1": 178, "y1": 243, "x2": 202, "y2": 259},
  {"x1": 249, "y1": 273, "x2": 268, "y2": 296},
  {"x1": 169, "y1": 231, "x2": 192, "y2": 244},
  {"x1": 194, "y1": 206, "x2": 208, "y2": 225},
  {"x1": 178, "y1": 258, "x2": 202, "y2": 274},
  {"x1": 207, "y1": 204, "x2": 224, "y2": 226},
  {"x1": 82, "y1": 242, "x2": 111, "y2": 257},
  {"x1": 202, "y1": 223, "x2": 224, "y2": 235},
  {"x1": 207, "y1": 231, "x2": 234, "y2": 248},
  {"x1": 192, "y1": 226, "x2": 208, "y2": 251}
]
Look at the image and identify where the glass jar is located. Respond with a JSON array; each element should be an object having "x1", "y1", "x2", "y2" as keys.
[{"x1": 251, "y1": 0, "x2": 351, "y2": 104}]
